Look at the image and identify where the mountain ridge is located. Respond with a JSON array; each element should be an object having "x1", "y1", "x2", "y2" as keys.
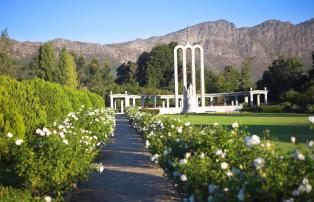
[{"x1": 10, "y1": 18, "x2": 314, "y2": 79}]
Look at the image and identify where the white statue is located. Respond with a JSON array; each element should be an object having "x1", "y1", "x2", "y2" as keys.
[{"x1": 186, "y1": 83, "x2": 197, "y2": 112}]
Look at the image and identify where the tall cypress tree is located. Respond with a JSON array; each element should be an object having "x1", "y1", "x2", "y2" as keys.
[
  {"x1": 37, "y1": 42, "x2": 60, "y2": 82},
  {"x1": 59, "y1": 48, "x2": 78, "y2": 88}
]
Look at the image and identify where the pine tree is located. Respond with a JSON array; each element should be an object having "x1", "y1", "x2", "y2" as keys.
[{"x1": 59, "y1": 48, "x2": 78, "y2": 88}]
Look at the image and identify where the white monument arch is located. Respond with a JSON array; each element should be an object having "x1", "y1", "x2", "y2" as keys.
[{"x1": 109, "y1": 28, "x2": 268, "y2": 114}]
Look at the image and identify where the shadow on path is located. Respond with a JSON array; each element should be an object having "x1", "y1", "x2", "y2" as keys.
[{"x1": 71, "y1": 115, "x2": 180, "y2": 202}]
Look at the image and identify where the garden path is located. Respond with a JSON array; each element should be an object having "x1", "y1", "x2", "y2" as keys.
[{"x1": 71, "y1": 115, "x2": 180, "y2": 202}]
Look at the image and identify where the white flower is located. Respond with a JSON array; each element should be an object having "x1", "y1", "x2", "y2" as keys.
[
  {"x1": 213, "y1": 122, "x2": 219, "y2": 127},
  {"x1": 297, "y1": 152, "x2": 305, "y2": 160},
  {"x1": 253, "y1": 157, "x2": 265, "y2": 169},
  {"x1": 151, "y1": 154, "x2": 159, "y2": 162},
  {"x1": 215, "y1": 149, "x2": 223, "y2": 156},
  {"x1": 237, "y1": 189, "x2": 245, "y2": 201},
  {"x1": 309, "y1": 116, "x2": 314, "y2": 124},
  {"x1": 208, "y1": 184, "x2": 217, "y2": 194},
  {"x1": 244, "y1": 135, "x2": 261, "y2": 147},
  {"x1": 199, "y1": 152, "x2": 205, "y2": 159},
  {"x1": 36, "y1": 128, "x2": 45, "y2": 136},
  {"x1": 185, "y1": 152, "x2": 191, "y2": 158},
  {"x1": 232, "y1": 122, "x2": 239, "y2": 128},
  {"x1": 305, "y1": 184, "x2": 312, "y2": 193},
  {"x1": 308, "y1": 140, "x2": 314, "y2": 147},
  {"x1": 44, "y1": 196, "x2": 52, "y2": 202},
  {"x1": 7, "y1": 132, "x2": 13, "y2": 138},
  {"x1": 99, "y1": 164, "x2": 104, "y2": 173},
  {"x1": 291, "y1": 136, "x2": 296, "y2": 143},
  {"x1": 145, "y1": 140, "x2": 150, "y2": 148},
  {"x1": 63, "y1": 139, "x2": 69, "y2": 145},
  {"x1": 177, "y1": 127, "x2": 183, "y2": 133},
  {"x1": 180, "y1": 174, "x2": 187, "y2": 182},
  {"x1": 179, "y1": 159, "x2": 188, "y2": 164},
  {"x1": 15, "y1": 139, "x2": 23, "y2": 145},
  {"x1": 302, "y1": 177, "x2": 309, "y2": 185},
  {"x1": 185, "y1": 122, "x2": 191, "y2": 127},
  {"x1": 221, "y1": 162, "x2": 228, "y2": 170},
  {"x1": 59, "y1": 132, "x2": 65, "y2": 139},
  {"x1": 226, "y1": 171, "x2": 233, "y2": 177}
]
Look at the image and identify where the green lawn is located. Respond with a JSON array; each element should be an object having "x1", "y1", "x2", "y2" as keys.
[{"x1": 168, "y1": 113, "x2": 314, "y2": 143}]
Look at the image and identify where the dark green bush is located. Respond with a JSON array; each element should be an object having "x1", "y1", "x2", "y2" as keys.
[
  {"x1": 140, "y1": 108, "x2": 160, "y2": 115},
  {"x1": 260, "y1": 105, "x2": 284, "y2": 113}
]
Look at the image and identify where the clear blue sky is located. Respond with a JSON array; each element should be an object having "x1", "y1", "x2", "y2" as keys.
[{"x1": 1, "y1": 0, "x2": 313, "y2": 44}]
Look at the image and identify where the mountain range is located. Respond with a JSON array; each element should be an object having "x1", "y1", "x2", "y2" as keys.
[{"x1": 10, "y1": 18, "x2": 314, "y2": 79}]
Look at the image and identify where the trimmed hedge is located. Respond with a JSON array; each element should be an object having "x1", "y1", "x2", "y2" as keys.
[
  {"x1": 0, "y1": 76, "x2": 115, "y2": 200},
  {"x1": 0, "y1": 76, "x2": 104, "y2": 137}
]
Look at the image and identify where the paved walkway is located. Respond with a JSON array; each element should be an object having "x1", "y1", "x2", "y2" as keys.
[{"x1": 71, "y1": 115, "x2": 180, "y2": 202}]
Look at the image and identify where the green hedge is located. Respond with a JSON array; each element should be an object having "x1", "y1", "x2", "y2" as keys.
[
  {"x1": 0, "y1": 76, "x2": 104, "y2": 137},
  {"x1": 0, "y1": 76, "x2": 113, "y2": 199}
]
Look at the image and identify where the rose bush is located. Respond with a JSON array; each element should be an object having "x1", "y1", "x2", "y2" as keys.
[
  {"x1": 126, "y1": 106, "x2": 314, "y2": 201},
  {"x1": 0, "y1": 76, "x2": 115, "y2": 200}
]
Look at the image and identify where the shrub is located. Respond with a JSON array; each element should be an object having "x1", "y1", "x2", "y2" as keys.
[
  {"x1": 140, "y1": 108, "x2": 160, "y2": 115},
  {"x1": 126, "y1": 107, "x2": 314, "y2": 201},
  {"x1": 260, "y1": 105, "x2": 284, "y2": 113},
  {"x1": 0, "y1": 76, "x2": 114, "y2": 200}
]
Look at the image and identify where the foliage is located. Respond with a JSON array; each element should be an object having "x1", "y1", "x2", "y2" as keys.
[
  {"x1": 126, "y1": 107, "x2": 314, "y2": 201},
  {"x1": 217, "y1": 66, "x2": 241, "y2": 92},
  {"x1": 36, "y1": 42, "x2": 61, "y2": 83},
  {"x1": 239, "y1": 60, "x2": 255, "y2": 91},
  {"x1": 260, "y1": 105, "x2": 284, "y2": 113},
  {"x1": 0, "y1": 76, "x2": 115, "y2": 199},
  {"x1": 140, "y1": 108, "x2": 160, "y2": 115},
  {"x1": 0, "y1": 29, "x2": 17, "y2": 77},
  {"x1": 115, "y1": 61, "x2": 137, "y2": 84},
  {"x1": 257, "y1": 56, "x2": 306, "y2": 102},
  {"x1": 59, "y1": 48, "x2": 78, "y2": 88}
]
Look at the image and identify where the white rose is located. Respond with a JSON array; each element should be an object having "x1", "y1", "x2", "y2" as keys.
[
  {"x1": 7, "y1": 132, "x2": 13, "y2": 138},
  {"x1": 232, "y1": 122, "x2": 239, "y2": 128},
  {"x1": 221, "y1": 162, "x2": 229, "y2": 170},
  {"x1": 180, "y1": 174, "x2": 187, "y2": 182},
  {"x1": 291, "y1": 136, "x2": 296, "y2": 143},
  {"x1": 15, "y1": 139, "x2": 23, "y2": 146},
  {"x1": 253, "y1": 157, "x2": 265, "y2": 169}
]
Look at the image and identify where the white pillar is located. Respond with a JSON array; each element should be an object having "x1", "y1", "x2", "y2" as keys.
[
  {"x1": 199, "y1": 47, "x2": 205, "y2": 108},
  {"x1": 166, "y1": 98, "x2": 170, "y2": 108},
  {"x1": 174, "y1": 46, "x2": 183, "y2": 108},
  {"x1": 235, "y1": 96, "x2": 238, "y2": 106},
  {"x1": 191, "y1": 48, "x2": 196, "y2": 95},
  {"x1": 224, "y1": 97, "x2": 227, "y2": 106},
  {"x1": 121, "y1": 100, "x2": 124, "y2": 114},
  {"x1": 257, "y1": 94, "x2": 261, "y2": 106},
  {"x1": 264, "y1": 87, "x2": 268, "y2": 104},
  {"x1": 110, "y1": 96, "x2": 113, "y2": 108},
  {"x1": 133, "y1": 98, "x2": 136, "y2": 106},
  {"x1": 179, "y1": 100, "x2": 182, "y2": 108},
  {"x1": 114, "y1": 99, "x2": 117, "y2": 110},
  {"x1": 244, "y1": 96, "x2": 248, "y2": 103},
  {"x1": 231, "y1": 100, "x2": 234, "y2": 106},
  {"x1": 210, "y1": 97, "x2": 214, "y2": 106},
  {"x1": 162, "y1": 101, "x2": 165, "y2": 108},
  {"x1": 182, "y1": 48, "x2": 187, "y2": 110},
  {"x1": 250, "y1": 93, "x2": 254, "y2": 107},
  {"x1": 154, "y1": 96, "x2": 157, "y2": 108}
]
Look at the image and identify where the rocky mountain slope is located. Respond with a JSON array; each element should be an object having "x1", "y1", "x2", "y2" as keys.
[{"x1": 10, "y1": 18, "x2": 314, "y2": 79}]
